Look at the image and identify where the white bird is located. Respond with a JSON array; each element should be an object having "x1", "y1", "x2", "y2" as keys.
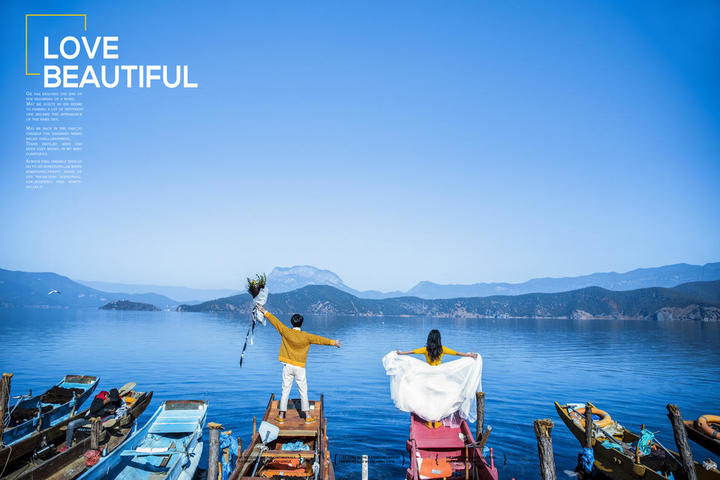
[{"x1": 48, "y1": 289, "x2": 60, "y2": 295}]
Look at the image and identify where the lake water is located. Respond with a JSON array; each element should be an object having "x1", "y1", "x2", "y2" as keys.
[{"x1": 1, "y1": 308, "x2": 719, "y2": 479}]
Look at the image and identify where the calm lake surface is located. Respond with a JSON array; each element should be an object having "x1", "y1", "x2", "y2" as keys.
[{"x1": 1, "y1": 308, "x2": 719, "y2": 479}]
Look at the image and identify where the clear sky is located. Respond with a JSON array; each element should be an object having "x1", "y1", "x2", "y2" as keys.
[{"x1": 1, "y1": 0, "x2": 719, "y2": 291}]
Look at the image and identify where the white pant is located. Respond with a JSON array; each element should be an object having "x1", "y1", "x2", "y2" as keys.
[{"x1": 280, "y1": 363, "x2": 309, "y2": 412}]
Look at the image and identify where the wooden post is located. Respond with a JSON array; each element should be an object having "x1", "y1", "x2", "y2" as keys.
[
  {"x1": 475, "y1": 392, "x2": 485, "y2": 441},
  {"x1": 534, "y1": 419, "x2": 557, "y2": 480},
  {"x1": 0, "y1": 373, "x2": 13, "y2": 446},
  {"x1": 252, "y1": 416, "x2": 257, "y2": 438},
  {"x1": 464, "y1": 445, "x2": 469, "y2": 480},
  {"x1": 478, "y1": 425, "x2": 492, "y2": 449},
  {"x1": 207, "y1": 422, "x2": 222, "y2": 480},
  {"x1": 90, "y1": 417, "x2": 101, "y2": 450},
  {"x1": 361, "y1": 454, "x2": 368, "y2": 480},
  {"x1": 666, "y1": 404, "x2": 697, "y2": 480},
  {"x1": 233, "y1": 437, "x2": 243, "y2": 472},
  {"x1": 584, "y1": 403, "x2": 593, "y2": 449}
]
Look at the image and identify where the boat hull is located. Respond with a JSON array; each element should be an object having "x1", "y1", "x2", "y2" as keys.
[
  {"x1": 0, "y1": 376, "x2": 98, "y2": 470},
  {"x1": 405, "y1": 413, "x2": 498, "y2": 480},
  {"x1": 75, "y1": 399, "x2": 207, "y2": 480},
  {"x1": 555, "y1": 402, "x2": 720, "y2": 480},
  {"x1": 684, "y1": 420, "x2": 720, "y2": 457},
  {"x1": 229, "y1": 394, "x2": 335, "y2": 480},
  {"x1": 5, "y1": 389, "x2": 153, "y2": 480}
]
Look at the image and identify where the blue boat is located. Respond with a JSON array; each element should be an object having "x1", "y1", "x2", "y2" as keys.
[
  {"x1": 77, "y1": 399, "x2": 208, "y2": 480},
  {"x1": 1, "y1": 375, "x2": 98, "y2": 466}
]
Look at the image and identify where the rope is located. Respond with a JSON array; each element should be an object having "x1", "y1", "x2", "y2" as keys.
[{"x1": 0, "y1": 443, "x2": 13, "y2": 478}]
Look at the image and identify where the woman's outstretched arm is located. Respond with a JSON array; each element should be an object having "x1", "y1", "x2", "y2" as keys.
[
  {"x1": 455, "y1": 351, "x2": 478, "y2": 359},
  {"x1": 395, "y1": 350, "x2": 414, "y2": 355},
  {"x1": 444, "y1": 347, "x2": 478, "y2": 359}
]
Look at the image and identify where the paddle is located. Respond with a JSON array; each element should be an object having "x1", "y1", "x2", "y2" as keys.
[
  {"x1": 251, "y1": 421, "x2": 280, "y2": 477},
  {"x1": 651, "y1": 436, "x2": 683, "y2": 468},
  {"x1": 118, "y1": 383, "x2": 136, "y2": 397}
]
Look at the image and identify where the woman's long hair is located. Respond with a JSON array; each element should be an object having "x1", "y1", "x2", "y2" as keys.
[{"x1": 426, "y1": 329, "x2": 443, "y2": 363}]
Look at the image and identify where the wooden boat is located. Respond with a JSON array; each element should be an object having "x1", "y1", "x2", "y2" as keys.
[
  {"x1": 229, "y1": 394, "x2": 334, "y2": 480},
  {"x1": 405, "y1": 413, "x2": 498, "y2": 480},
  {"x1": 2, "y1": 386, "x2": 152, "y2": 480},
  {"x1": 555, "y1": 402, "x2": 720, "y2": 480},
  {"x1": 74, "y1": 399, "x2": 207, "y2": 480},
  {"x1": 684, "y1": 416, "x2": 720, "y2": 457},
  {"x1": 1, "y1": 376, "x2": 99, "y2": 471}
]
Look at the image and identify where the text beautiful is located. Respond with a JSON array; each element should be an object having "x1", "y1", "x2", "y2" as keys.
[{"x1": 42, "y1": 36, "x2": 198, "y2": 88}]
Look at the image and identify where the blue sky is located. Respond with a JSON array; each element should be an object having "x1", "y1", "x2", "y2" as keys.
[{"x1": 1, "y1": 0, "x2": 719, "y2": 291}]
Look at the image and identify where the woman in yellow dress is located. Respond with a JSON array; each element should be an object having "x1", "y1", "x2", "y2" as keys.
[
  {"x1": 396, "y1": 329, "x2": 477, "y2": 365},
  {"x1": 396, "y1": 329, "x2": 478, "y2": 428}
]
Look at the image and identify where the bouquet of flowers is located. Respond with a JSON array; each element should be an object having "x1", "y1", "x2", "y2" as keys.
[
  {"x1": 248, "y1": 273, "x2": 268, "y2": 325},
  {"x1": 247, "y1": 273, "x2": 267, "y2": 298},
  {"x1": 240, "y1": 273, "x2": 268, "y2": 367}
]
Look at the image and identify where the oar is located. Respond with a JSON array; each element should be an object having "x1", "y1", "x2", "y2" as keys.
[
  {"x1": 651, "y1": 436, "x2": 683, "y2": 468},
  {"x1": 118, "y1": 383, "x2": 136, "y2": 396}
]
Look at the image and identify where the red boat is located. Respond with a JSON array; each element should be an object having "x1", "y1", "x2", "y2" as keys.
[{"x1": 406, "y1": 413, "x2": 498, "y2": 480}]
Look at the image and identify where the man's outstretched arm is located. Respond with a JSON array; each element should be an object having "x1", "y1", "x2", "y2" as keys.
[
  {"x1": 256, "y1": 305, "x2": 288, "y2": 335},
  {"x1": 307, "y1": 333, "x2": 342, "y2": 348}
]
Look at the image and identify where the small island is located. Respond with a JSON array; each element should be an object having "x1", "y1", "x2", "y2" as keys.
[{"x1": 100, "y1": 300, "x2": 160, "y2": 311}]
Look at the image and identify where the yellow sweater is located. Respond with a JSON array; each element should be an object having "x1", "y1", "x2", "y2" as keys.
[
  {"x1": 265, "y1": 312, "x2": 336, "y2": 368},
  {"x1": 411, "y1": 346, "x2": 458, "y2": 366}
]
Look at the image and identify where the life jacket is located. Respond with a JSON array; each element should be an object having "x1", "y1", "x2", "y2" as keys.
[
  {"x1": 95, "y1": 391, "x2": 110, "y2": 401},
  {"x1": 419, "y1": 456, "x2": 453, "y2": 479},
  {"x1": 266, "y1": 458, "x2": 301, "y2": 469},
  {"x1": 260, "y1": 468, "x2": 306, "y2": 477}
]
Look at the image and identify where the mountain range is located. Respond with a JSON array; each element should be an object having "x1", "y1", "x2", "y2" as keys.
[
  {"x1": 70, "y1": 263, "x2": 720, "y2": 302},
  {"x1": 0, "y1": 268, "x2": 177, "y2": 309},
  {"x1": 265, "y1": 263, "x2": 720, "y2": 299},
  {"x1": 177, "y1": 280, "x2": 720, "y2": 321},
  {"x1": 2, "y1": 262, "x2": 720, "y2": 314}
]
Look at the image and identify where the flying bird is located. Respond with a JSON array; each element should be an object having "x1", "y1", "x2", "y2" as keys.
[{"x1": 48, "y1": 290, "x2": 61, "y2": 295}]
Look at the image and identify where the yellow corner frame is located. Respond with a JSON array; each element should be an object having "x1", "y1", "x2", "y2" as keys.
[{"x1": 25, "y1": 13, "x2": 87, "y2": 76}]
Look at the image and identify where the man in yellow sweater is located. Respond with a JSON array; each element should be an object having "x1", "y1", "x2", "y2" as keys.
[{"x1": 256, "y1": 305, "x2": 341, "y2": 424}]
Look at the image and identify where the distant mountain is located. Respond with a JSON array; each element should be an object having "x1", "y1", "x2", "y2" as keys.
[
  {"x1": 0, "y1": 268, "x2": 177, "y2": 308},
  {"x1": 268, "y1": 266, "x2": 348, "y2": 293},
  {"x1": 77, "y1": 280, "x2": 239, "y2": 303},
  {"x1": 177, "y1": 280, "x2": 720, "y2": 321},
  {"x1": 404, "y1": 263, "x2": 720, "y2": 299},
  {"x1": 267, "y1": 265, "x2": 403, "y2": 298}
]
